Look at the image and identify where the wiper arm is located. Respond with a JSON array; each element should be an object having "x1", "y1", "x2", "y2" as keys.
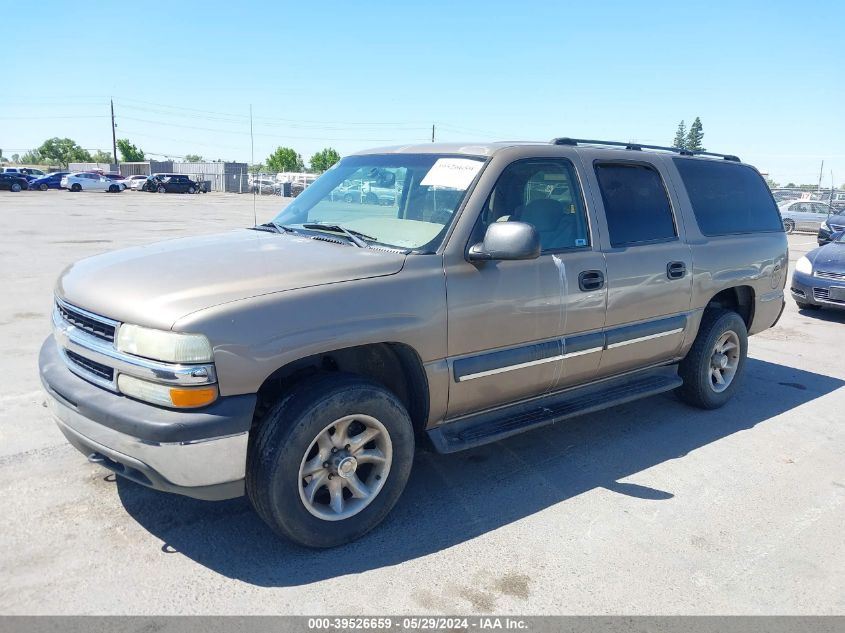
[
  {"x1": 301, "y1": 223, "x2": 375, "y2": 248},
  {"x1": 250, "y1": 222, "x2": 296, "y2": 234}
]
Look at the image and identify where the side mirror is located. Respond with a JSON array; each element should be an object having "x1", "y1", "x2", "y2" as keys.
[{"x1": 468, "y1": 222, "x2": 541, "y2": 261}]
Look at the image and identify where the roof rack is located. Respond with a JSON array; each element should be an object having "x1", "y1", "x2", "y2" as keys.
[{"x1": 550, "y1": 138, "x2": 740, "y2": 162}]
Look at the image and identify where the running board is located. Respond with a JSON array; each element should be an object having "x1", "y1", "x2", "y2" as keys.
[{"x1": 428, "y1": 366, "x2": 682, "y2": 453}]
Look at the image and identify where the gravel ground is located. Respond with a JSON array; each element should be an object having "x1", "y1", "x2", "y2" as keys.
[{"x1": 0, "y1": 190, "x2": 842, "y2": 615}]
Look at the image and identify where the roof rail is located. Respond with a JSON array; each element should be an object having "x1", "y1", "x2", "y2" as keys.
[{"x1": 550, "y1": 138, "x2": 740, "y2": 162}]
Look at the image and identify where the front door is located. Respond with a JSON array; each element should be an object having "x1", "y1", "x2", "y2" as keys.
[{"x1": 444, "y1": 157, "x2": 607, "y2": 418}]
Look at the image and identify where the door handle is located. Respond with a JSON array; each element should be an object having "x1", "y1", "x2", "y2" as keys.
[
  {"x1": 578, "y1": 270, "x2": 605, "y2": 291},
  {"x1": 667, "y1": 261, "x2": 686, "y2": 279}
]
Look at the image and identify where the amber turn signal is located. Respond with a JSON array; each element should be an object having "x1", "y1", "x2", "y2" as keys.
[{"x1": 169, "y1": 386, "x2": 218, "y2": 408}]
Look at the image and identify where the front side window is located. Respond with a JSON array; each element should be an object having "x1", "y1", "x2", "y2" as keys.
[
  {"x1": 595, "y1": 163, "x2": 677, "y2": 247},
  {"x1": 476, "y1": 158, "x2": 590, "y2": 251},
  {"x1": 273, "y1": 153, "x2": 484, "y2": 251}
]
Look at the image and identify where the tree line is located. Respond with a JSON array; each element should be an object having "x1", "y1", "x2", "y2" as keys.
[
  {"x1": 1, "y1": 138, "x2": 342, "y2": 174},
  {"x1": 672, "y1": 117, "x2": 705, "y2": 151}
]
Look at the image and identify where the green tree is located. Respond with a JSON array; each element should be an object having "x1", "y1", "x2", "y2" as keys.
[
  {"x1": 309, "y1": 147, "x2": 341, "y2": 173},
  {"x1": 248, "y1": 163, "x2": 266, "y2": 174},
  {"x1": 184, "y1": 154, "x2": 203, "y2": 163},
  {"x1": 266, "y1": 146, "x2": 304, "y2": 173},
  {"x1": 11, "y1": 153, "x2": 19, "y2": 163},
  {"x1": 20, "y1": 149, "x2": 43, "y2": 164},
  {"x1": 686, "y1": 117, "x2": 705, "y2": 151},
  {"x1": 116, "y1": 138, "x2": 145, "y2": 162},
  {"x1": 765, "y1": 178, "x2": 779, "y2": 189},
  {"x1": 91, "y1": 150, "x2": 115, "y2": 164},
  {"x1": 36, "y1": 138, "x2": 91, "y2": 167},
  {"x1": 672, "y1": 120, "x2": 687, "y2": 149}
]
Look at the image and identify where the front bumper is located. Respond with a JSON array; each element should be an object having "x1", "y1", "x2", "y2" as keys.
[
  {"x1": 790, "y1": 270, "x2": 845, "y2": 310},
  {"x1": 39, "y1": 337, "x2": 256, "y2": 500}
]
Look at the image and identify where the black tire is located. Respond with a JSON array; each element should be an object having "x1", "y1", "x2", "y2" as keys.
[
  {"x1": 157, "y1": 185, "x2": 166, "y2": 194},
  {"x1": 676, "y1": 309, "x2": 748, "y2": 410},
  {"x1": 783, "y1": 218, "x2": 795, "y2": 234},
  {"x1": 10, "y1": 183, "x2": 21, "y2": 192},
  {"x1": 187, "y1": 186, "x2": 196, "y2": 194},
  {"x1": 70, "y1": 183, "x2": 81, "y2": 192},
  {"x1": 365, "y1": 192, "x2": 378, "y2": 205},
  {"x1": 108, "y1": 185, "x2": 119, "y2": 193},
  {"x1": 247, "y1": 372, "x2": 415, "y2": 548},
  {"x1": 796, "y1": 301, "x2": 821, "y2": 310},
  {"x1": 39, "y1": 183, "x2": 48, "y2": 191}
]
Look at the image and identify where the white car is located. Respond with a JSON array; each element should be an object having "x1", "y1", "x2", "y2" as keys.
[
  {"x1": 120, "y1": 175, "x2": 150, "y2": 191},
  {"x1": 62, "y1": 172, "x2": 123, "y2": 193},
  {"x1": 778, "y1": 200, "x2": 835, "y2": 233}
]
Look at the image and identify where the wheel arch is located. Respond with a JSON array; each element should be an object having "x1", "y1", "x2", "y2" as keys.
[
  {"x1": 705, "y1": 285, "x2": 755, "y2": 329},
  {"x1": 252, "y1": 342, "x2": 430, "y2": 436}
]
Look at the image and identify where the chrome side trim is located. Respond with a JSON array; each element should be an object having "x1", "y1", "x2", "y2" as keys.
[
  {"x1": 456, "y1": 354, "x2": 564, "y2": 382},
  {"x1": 562, "y1": 346, "x2": 603, "y2": 359},
  {"x1": 52, "y1": 307, "x2": 216, "y2": 387},
  {"x1": 606, "y1": 327, "x2": 684, "y2": 349}
]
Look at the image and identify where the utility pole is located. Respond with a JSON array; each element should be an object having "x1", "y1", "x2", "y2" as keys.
[
  {"x1": 110, "y1": 99, "x2": 118, "y2": 164},
  {"x1": 431, "y1": 123, "x2": 435, "y2": 143},
  {"x1": 817, "y1": 160, "x2": 824, "y2": 193}
]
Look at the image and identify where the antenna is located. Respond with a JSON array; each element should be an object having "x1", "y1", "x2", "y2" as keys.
[{"x1": 250, "y1": 104, "x2": 256, "y2": 227}]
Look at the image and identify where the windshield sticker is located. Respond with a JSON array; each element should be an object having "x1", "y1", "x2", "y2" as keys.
[{"x1": 420, "y1": 158, "x2": 483, "y2": 190}]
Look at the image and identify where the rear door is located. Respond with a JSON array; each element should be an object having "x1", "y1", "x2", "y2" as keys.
[{"x1": 585, "y1": 158, "x2": 692, "y2": 377}]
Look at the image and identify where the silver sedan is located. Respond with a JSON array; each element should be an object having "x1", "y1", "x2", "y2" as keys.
[{"x1": 778, "y1": 200, "x2": 837, "y2": 233}]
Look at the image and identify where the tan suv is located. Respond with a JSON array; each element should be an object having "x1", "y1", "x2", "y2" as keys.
[{"x1": 39, "y1": 138, "x2": 788, "y2": 547}]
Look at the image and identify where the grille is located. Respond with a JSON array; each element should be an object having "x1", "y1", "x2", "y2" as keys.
[
  {"x1": 65, "y1": 350, "x2": 114, "y2": 381},
  {"x1": 815, "y1": 270, "x2": 845, "y2": 281},
  {"x1": 830, "y1": 224, "x2": 845, "y2": 232},
  {"x1": 57, "y1": 302, "x2": 115, "y2": 342}
]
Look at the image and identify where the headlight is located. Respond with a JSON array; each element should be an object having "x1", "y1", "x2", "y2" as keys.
[
  {"x1": 821, "y1": 220, "x2": 830, "y2": 231},
  {"x1": 795, "y1": 256, "x2": 813, "y2": 275},
  {"x1": 116, "y1": 324, "x2": 213, "y2": 363},
  {"x1": 118, "y1": 375, "x2": 217, "y2": 408}
]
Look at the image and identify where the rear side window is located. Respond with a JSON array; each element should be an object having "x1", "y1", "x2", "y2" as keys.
[
  {"x1": 594, "y1": 163, "x2": 676, "y2": 247},
  {"x1": 673, "y1": 158, "x2": 782, "y2": 235}
]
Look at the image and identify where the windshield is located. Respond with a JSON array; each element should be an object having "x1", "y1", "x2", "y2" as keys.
[{"x1": 272, "y1": 153, "x2": 485, "y2": 251}]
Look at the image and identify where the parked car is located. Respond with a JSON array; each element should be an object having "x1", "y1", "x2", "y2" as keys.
[
  {"x1": 29, "y1": 172, "x2": 71, "y2": 191},
  {"x1": 3, "y1": 167, "x2": 45, "y2": 177},
  {"x1": 0, "y1": 173, "x2": 29, "y2": 191},
  {"x1": 791, "y1": 230, "x2": 845, "y2": 310},
  {"x1": 142, "y1": 174, "x2": 199, "y2": 194},
  {"x1": 39, "y1": 138, "x2": 787, "y2": 548},
  {"x1": 102, "y1": 174, "x2": 128, "y2": 190},
  {"x1": 250, "y1": 178, "x2": 280, "y2": 195},
  {"x1": 62, "y1": 172, "x2": 123, "y2": 193},
  {"x1": 119, "y1": 175, "x2": 151, "y2": 191},
  {"x1": 817, "y1": 213, "x2": 845, "y2": 245},
  {"x1": 778, "y1": 200, "x2": 836, "y2": 233}
]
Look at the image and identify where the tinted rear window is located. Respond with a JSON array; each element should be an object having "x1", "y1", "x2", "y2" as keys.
[
  {"x1": 594, "y1": 163, "x2": 677, "y2": 247},
  {"x1": 673, "y1": 158, "x2": 782, "y2": 235}
]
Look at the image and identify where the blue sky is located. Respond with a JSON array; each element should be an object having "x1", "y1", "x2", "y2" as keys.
[{"x1": 3, "y1": 0, "x2": 843, "y2": 184}]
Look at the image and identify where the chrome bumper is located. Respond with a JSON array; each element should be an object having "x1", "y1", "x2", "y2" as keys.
[{"x1": 47, "y1": 388, "x2": 247, "y2": 500}]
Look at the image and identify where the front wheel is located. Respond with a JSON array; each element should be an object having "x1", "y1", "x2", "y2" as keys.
[
  {"x1": 247, "y1": 373, "x2": 414, "y2": 548},
  {"x1": 187, "y1": 186, "x2": 196, "y2": 194},
  {"x1": 157, "y1": 185, "x2": 166, "y2": 193},
  {"x1": 39, "y1": 183, "x2": 48, "y2": 191},
  {"x1": 676, "y1": 309, "x2": 748, "y2": 409},
  {"x1": 783, "y1": 218, "x2": 795, "y2": 233},
  {"x1": 108, "y1": 185, "x2": 119, "y2": 193},
  {"x1": 10, "y1": 183, "x2": 21, "y2": 192},
  {"x1": 70, "y1": 183, "x2": 81, "y2": 192}
]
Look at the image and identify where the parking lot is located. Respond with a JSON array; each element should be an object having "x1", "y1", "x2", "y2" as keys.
[{"x1": 0, "y1": 190, "x2": 843, "y2": 615}]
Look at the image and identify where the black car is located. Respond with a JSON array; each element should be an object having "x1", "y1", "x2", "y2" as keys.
[
  {"x1": 791, "y1": 230, "x2": 845, "y2": 310},
  {"x1": 143, "y1": 174, "x2": 199, "y2": 194},
  {"x1": 0, "y1": 173, "x2": 29, "y2": 192},
  {"x1": 817, "y1": 213, "x2": 845, "y2": 245}
]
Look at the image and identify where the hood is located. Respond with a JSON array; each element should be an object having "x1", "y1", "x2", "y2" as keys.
[
  {"x1": 57, "y1": 229, "x2": 406, "y2": 329},
  {"x1": 809, "y1": 242, "x2": 845, "y2": 273}
]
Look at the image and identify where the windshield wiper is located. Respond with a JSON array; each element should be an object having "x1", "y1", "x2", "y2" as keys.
[
  {"x1": 250, "y1": 222, "x2": 296, "y2": 234},
  {"x1": 301, "y1": 223, "x2": 375, "y2": 248}
]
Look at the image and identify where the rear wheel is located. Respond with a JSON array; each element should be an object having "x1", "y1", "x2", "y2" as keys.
[
  {"x1": 39, "y1": 183, "x2": 48, "y2": 191},
  {"x1": 783, "y1": 218, "x2": 795, "y2": 233},
  {"x1": 187, "y1": 186, "x2": 196, "y2": 194},
  {"x1": 247, "y1": 373, "x2": 414, "y2": 548},
  {"x1": 108, "y1": 185, "x2": 119, "y2": 193},
  {"x1": 157, "y1": 185, "x2": 166, "y2": 194},
  {"x1": 70, "y1": 183, "x2": 81, "y2": 192},
  {"x1": 10, "y1": 183, "x2": 21, "y2": 192},
  {"x1": 677, "y1": 309, "x2": 748, "y2": 409}
]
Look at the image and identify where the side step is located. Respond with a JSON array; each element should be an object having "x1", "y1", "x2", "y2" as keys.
[{"x1": 428, "y1": 366, "x2": 683, "y2": 453}]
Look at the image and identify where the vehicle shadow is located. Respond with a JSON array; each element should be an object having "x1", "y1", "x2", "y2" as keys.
[
  {"x1": 116, "y1": 358, "x2": 843, "y2": 587},
  {"x1": 796, "y1": 306, "x2": 845, "y2": 323}
]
